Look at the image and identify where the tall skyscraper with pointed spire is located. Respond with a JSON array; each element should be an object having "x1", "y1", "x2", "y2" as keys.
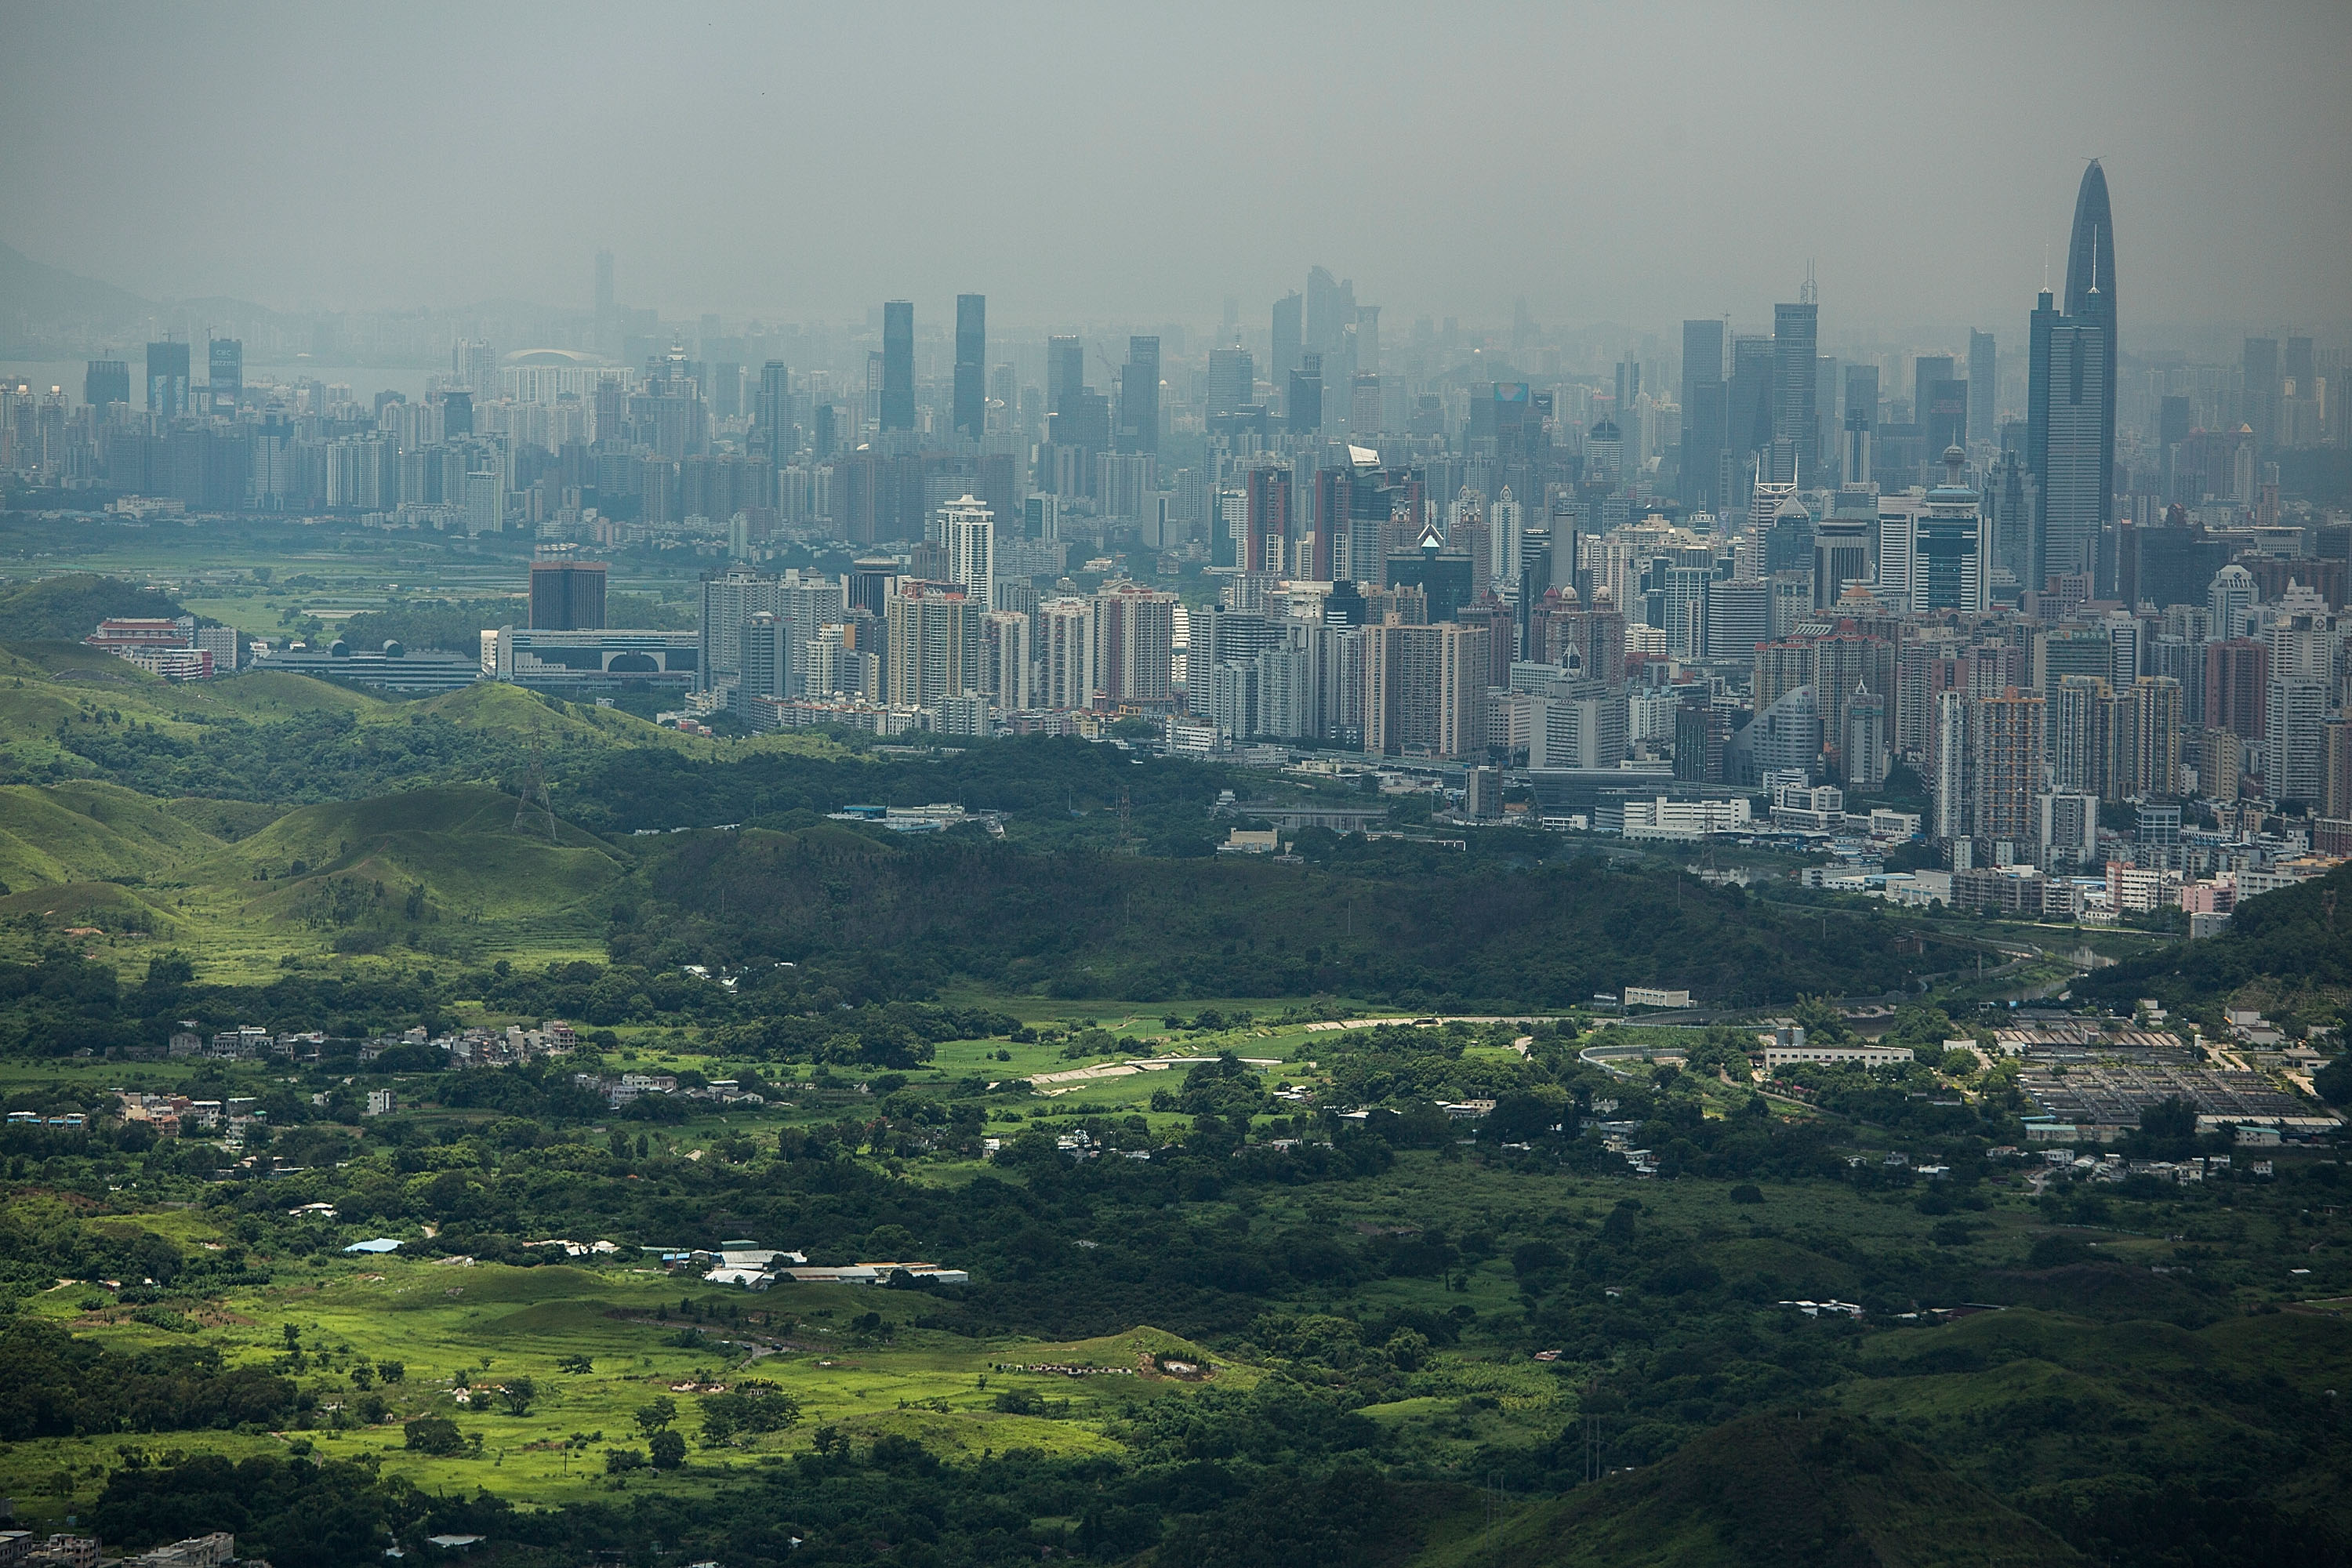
[{"x1": 2028, "y1": 162, "x2": 2118, "y2": 593}]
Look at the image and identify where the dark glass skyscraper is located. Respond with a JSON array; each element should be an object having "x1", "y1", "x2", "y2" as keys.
[
  {"x1": 757, "y1": 360, "x2": 790, "y2": 465},
  {"x1": 85, "y1": 359, "x2": 129, "y2": 408},
  {"x1": 1968, "y1": 330, "x2": 1996, "y2": 448},
  {"x1": 1769, "y1": 300, "x2": 1818, "y2": 484},
  {"x1": 1682, "y1": 314, "x2": 1727, "y2": 511},
  {"x1": 953, "y1": 293, "x2": 985, "y2": 441},
  {"x1": 1046, "y1": 335, "x2": 1083, "y2": 416},
  {"x1": 209, "y1": 338, "x2": 242, "y2": 414},
  {"x1": 146, "y1": 339, "x2": 189, "y2": 419},
  {"x1": 1118, "y1": 336, "x2": 1160, "y2": 455},
  {"x1": 1271, "y1": 292, "x2": 1302, "y2": 387},
  {"x1": 2028, "y1": 161, "x2": 2118, "y2": 591},
  {"x1": 880, "y1": 300, "x2": 914, "y2": 432}
]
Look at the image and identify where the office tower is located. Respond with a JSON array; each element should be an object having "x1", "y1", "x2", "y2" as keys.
[
  {"x1": 938, "y1": 495, "x2": 996, "y2": 614},
  {"x1": 982, "y1": 609, "x2": 1033, "y2": 711},
  {"x1": 880, "y1": 301, "x2": 914, "y2": 432},
  {"x1": 1845, "y1": 688, "x2": 1888, "y2": 789},
  {"x1": 1022, "y1": 492, "x2": 1062, "y2": 541},
  {"x1": 2242, "y1": 336, "x2": 2281, "y2": 450},
  {"x1": 146, "y1": 340, "x2": 190, "y2": 419},
  {"x1": 463, "y1": 469, "x2": 501, "y2": 535},
  {"x1": 1272, "y1": 292, "x2": 1302, "y2": 387},
  {"x1": 1486, "y1": 489, "x2": 1524, "y2": 597},
  {"x1": 1674, "y1": 702, "x2": 1731, "y2": 782},
  {"x1": 1387, "y1": 523, "x2": 1475, "y2": 626},
  {"x1": 1305, "y1": 266, "x2": 1353, "y2": 354},
  {"x1": 1680, "y1": 319, "x2": 1726, "y2": 510},
  {"x1": 207, "y1": 339, "x2": 242, "y2": 414},
  {"x1": 1840, "y1": 363, "x2": 1878, "y2": 486},
  {"x1": 1968, "y1": 331, "x2": 1996, "y2": 447},
  {"x1": 755, "y1": 361, "x2": 791, "y2": 465},
  {"x1": 1704, "y1": 579, "x2": 1773, "y2": 661},
  {"x1": 2207, "y1": 563, "x2": 2255, "y2": 640},
  {"x1": 1289, "y1": 354, "x2": 1323, "y2": 436},
  {"x1": 1046, "y1": 335, "x2": 1083, "y2": 415},
  {"x1": 1207, "y1": 347, "x2": 1254, "y2": 417},
  {"x1": 1885, "y1": 446, "x2": 1989, "y2": 613},
  {"x1": 1912, "y1": 355, "x2": 1956, "y2": 438},
  {"x1": 85, "y1": 360, "x2": 129, "y2": 408},
  {"x1": 2027, "y1": 289, "x2": 2108, "y2": 589},
  {"x1": 529, "y1": 561, "x2": 608, "y2": 630},
  {"x1": 1350, "y1": 373, "x2": 1381, "y2": 437},
  {"x1": 441, "y1": 390, "x2": 474, "y2": 438},
  {"x1": 885, "y1": 582, "x2": 979, "y2": 706},
  {"x1": 1364, "y1": 622, "x2": 1487, "y2": 758},
  {"x1": 2030, "y1": 161, "x2": 2118, "y2": 590},
  {"x1": 1813, "y1": 506, "x2": 1872, "y2": 611},
  {"x1": 1923, "y1": 376, "x2": 1969, "y2": 456},
  {"x1": 953, "y1": 294, "x2": 985, "y2": 442},
  {"x1": 1118, "y1": 336, "x2": 1160, "y2": 455},
  {"x1": 1770, "y1": 297, "x2": 1819, "y2": 482},
  {"x1": 1726, "y1": 332, "x2": 1774, "y2": 484}
]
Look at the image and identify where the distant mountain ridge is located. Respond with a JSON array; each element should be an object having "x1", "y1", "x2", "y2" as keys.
[{"x1": 0, "y1": 241, "x2": 155, "y2": 329}]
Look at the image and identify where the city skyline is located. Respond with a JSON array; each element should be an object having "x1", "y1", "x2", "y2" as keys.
[{"x1": 1, "y1": 3, "x2": 2347, "y2": 335}]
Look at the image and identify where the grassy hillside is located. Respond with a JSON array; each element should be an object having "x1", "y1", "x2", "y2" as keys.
[
  {"x1": 0, "y1": 779, "x2": 229, "y2": 889},
  {"x1": 1425, "y1": 1414, "x2": 2081, "y2": 1567},
  {"x1": 0, "y1": 779, "x2": 627, "y2": 976}
]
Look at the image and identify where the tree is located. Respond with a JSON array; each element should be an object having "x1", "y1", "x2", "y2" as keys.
[
  {"x1": 499, "y1": 1377, "x2": 536, "y2": 1416},
  {"x1": 647, "y1": 1429, "x2": 686, "y2": 1470},
  {"x1": 555, "y1": 1355, "x2": 593, "y2": 1375},
  {"x1": 605, "y1": 1448, "x2": 646, "y2": 1474},
  {"x1": 404, "y1": 1417, "x2": 463, "y2": 1456},
  {"x1": 634, "y1": 1397, "x2": 677, "y2": 1437},
  {"x1": 377, "y1": 1360, "x2": 405, "y2": 1384},
  {"x1": 2140, "y1": 1095, "x2": 2198, "y2": 1141},
  {"x1": 2315, "y1": 1055, "x2": 2352, "y2": 1107}
]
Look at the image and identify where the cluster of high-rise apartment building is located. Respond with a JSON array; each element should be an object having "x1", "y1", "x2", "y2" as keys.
[{"x1": 4, "y1": 165, "x2": 2348, "y2": 873}]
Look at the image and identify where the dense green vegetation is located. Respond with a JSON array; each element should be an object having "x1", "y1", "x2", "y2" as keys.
[
  {"x1": 2082, "y1": 860, "x2": 2352, "y2": 1036},
  {"x1": 0, "y1": 573, "x2": 187, "y2": 641},
  {"x1": 0, "y1": 614, "x2": 2345, "y2": 1567}
]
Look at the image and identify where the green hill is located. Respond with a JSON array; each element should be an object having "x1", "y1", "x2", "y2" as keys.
[
  {"x1": 2079, "y1": 861, "x2": 2352, "y2": 1031},
  {"x1": 0, "y1": 780, "x2": 229, "y2": 889},
  {"x1": 0, "y1": 575, "x2": 183, "y2": 641},
  {"x1": 198, "y1": 783, "x2": 630, "y2": 928},
  {"x1": 1423, "y1": 1414, "x2": 2080, "y2": 1568}
]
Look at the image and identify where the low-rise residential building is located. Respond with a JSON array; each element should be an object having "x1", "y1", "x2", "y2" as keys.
[{"x1": 1765, "y1": 1043, "x2": 1916, "y2": 1071}]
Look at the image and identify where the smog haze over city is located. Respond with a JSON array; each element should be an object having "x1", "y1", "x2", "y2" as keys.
[
  {"x1": 3, "y1": 1, "x2": 2350, "y2": 331},
  {"x1": 2, "y1": 6, "x2": 2352, "y2": 1568}
]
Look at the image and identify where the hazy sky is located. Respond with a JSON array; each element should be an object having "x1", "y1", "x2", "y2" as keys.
[{"x1": 4, "y1": 1, "x2": 2348, "y2": 337}]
